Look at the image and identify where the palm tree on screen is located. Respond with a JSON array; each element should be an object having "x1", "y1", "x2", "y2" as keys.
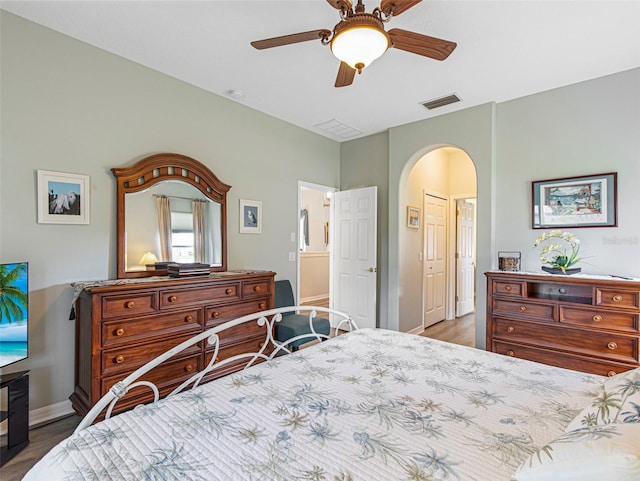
[{"x1": 0, "y1": 263, "x2": 27, "y2": 324}]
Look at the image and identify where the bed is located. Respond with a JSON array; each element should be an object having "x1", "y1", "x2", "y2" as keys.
[{"x1": 23, "y1": 307, "x2": 640, "y2": 481}]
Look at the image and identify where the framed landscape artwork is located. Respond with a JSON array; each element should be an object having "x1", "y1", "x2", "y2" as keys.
[
  {"x1": 37, "y1": 170, "x2": 90, "y2": 224},
  {"x1": 532, "y1": 172, "x2": 617, "y2": 229}
]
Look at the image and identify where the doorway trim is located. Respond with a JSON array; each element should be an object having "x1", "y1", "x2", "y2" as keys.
[
  {"x1": 297, "y1": 181, "x2": 336, "y2": 305},
  {"x1": 448, "y1": 194, "x2": 477, "y2": 319}
]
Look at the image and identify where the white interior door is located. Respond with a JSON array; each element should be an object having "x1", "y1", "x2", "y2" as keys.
[
  {"x1": 456, "y1": 199, "x2": 476, "y2": 316},
  {"x1": 423, "y1": 194, "x2": 447, "y2": 328},
  {"x1": 331, "y1": 186, "x2": 377, "y2": 329}
]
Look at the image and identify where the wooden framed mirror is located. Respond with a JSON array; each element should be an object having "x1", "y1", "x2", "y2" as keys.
[{"x1": 113, "y1": 153, "x2": 231, "y2": 278}]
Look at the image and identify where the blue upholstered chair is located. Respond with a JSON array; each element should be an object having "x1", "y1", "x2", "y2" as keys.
[{"x1": 274, "y1": 280, "x2": 331, "y2": 350}]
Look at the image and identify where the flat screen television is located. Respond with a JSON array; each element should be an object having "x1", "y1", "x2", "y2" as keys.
[{"x1": 0, "y1": 262, "x2": 28, "y2": 368}]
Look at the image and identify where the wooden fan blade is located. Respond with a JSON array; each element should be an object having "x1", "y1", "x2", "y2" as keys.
[
  {"x1": 380, "y1": 0, "x2": 422, "y2": 17},
  {"x1": 335, "y1": 62, "x2": 356, "y2": 87},
  {"x1": 251, "y1": 29, "x2": 331, "y2": 50},
  {"x1": 327, "y1": 0, "x2": 353, "y2": 11},
  {"x1": 388, "y1": 28, "x2": 456, "y2": 60}
]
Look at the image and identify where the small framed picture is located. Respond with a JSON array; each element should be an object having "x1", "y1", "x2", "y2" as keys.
[
  {"x1": 407, "y1": 205, "x2": 420, "y2": 229},
  {"x1": 37, "y1": 170, "x2": 90, "y2": 224},
  {"x1": 240, "y1": 199, "x2": 262, "y2": 234}
]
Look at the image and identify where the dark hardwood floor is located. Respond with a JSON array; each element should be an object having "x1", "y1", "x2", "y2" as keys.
[
  {"x1": 1, "y1": 310, "x2": 475, "y2": 480},
  {"x1": 1, "y1": 414, "x2": 81, "y2": 480}
]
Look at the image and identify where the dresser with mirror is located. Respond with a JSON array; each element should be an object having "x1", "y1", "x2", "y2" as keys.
[{"x1": 69, "y1": 153, "x2": 275, "y2": 417}]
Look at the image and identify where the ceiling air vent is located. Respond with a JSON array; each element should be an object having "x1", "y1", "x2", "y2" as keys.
[
  {"x1": 421, "y1": 94, "x2": 461, "y2": 110},
  {"x1": 314, "y1": 119, "x2": 363, "y2": 139}
]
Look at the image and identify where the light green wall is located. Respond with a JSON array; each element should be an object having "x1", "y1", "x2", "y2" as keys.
[
  {"x1": 342, "y1": 67, "x2": 639, "y2": 347},
  {"x1": 496, "y1": 68, "x2": 640, "y2": 277},
  {"x1": 386, "y1": 104, "x2": 496, "y2": 341},
  {"x1": 0, "y1": 11, "x2": 340, "y2": 410},
  {"x1": 340, "y1": 132, "x2": 389, "y2": 327}
]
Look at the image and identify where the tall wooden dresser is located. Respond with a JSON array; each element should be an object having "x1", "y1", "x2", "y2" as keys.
[
  {"x1": 486, "y1": 271, "x2": 640, "y2": 376},
  {"x1": 70, "y1": 271, "x2": 275, "y2": 416}
]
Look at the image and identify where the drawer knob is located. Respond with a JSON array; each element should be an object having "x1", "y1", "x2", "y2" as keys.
[
  {"x1": 115, "y1": 328, "x2": 125, "y2": 336},
  {"x1": 507, "y1": 326, "x2": 515, "y2": 333},
  {"x1": 607, "y1": 342, "x2": 618, "y2": 350},
  {"x1": 125, "y1": 301, "x2": 135, "y2": 309},
  {"x1": 592, "y1": 315, "x2": 603, "y2": 322},
  {"x1": 259, "y1": 342, "x2": 265, "y2": 348},
  {"x1": 607, "y1": 370, "x2": 617, "y2": 377},
  {"x1": 259, "y1": 302, "x2": 266, "y2": 309},
  {"x1": 168, "y1": 295, "x2": 177, "y2": 303},
  {"x1": 184, "y1": 315, "x2": 193, "y2": 323},
  {"x1": 115, "y1": 355, "x2": 125, "y2": 364},
  {"x1": 612, "y1": 295, "x2": 623, "y2": 302},
  {"x1": 506, "y1": 350, "x2": 515, "y2": 357},
  {"x1": 519, "y1": 306, "x2": 527, "y2": 312},
  {"x1": 504, "y1": 286, "x2": 512, "y2": 292},
  {"x1": 215, "y1": 357, "x2": 220, "y2": 363},
  {"x1": 253, "y1": 285, "x2": 261, "y2": 292},
  {"x1": 185, "y1": 364, "x2": 194, "y2": 372},
  {"x1": 212, "y1": 311, "x2": 220, "y2": 319},
  {"x1": 225, "y1": 288, "x2": 233, "y2": 295}
]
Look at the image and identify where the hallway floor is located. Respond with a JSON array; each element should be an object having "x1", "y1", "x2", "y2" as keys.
[{"x1": 419, "y1": 312, "x2": 476, "y2": 347}]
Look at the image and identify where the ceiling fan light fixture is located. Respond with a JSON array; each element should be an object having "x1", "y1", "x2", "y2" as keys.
[{"x1": 330, "y1": 17, "x2": 390, "y2": 73}]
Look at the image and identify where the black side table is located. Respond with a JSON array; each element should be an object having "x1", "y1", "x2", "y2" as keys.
[{"x1": 0, "y1": 370, "x2": 29, "y2": 466}]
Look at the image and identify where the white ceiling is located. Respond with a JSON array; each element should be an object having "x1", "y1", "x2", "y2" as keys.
[{"x1": 3, "y1": 1, "x2": 640, "y2": 142}]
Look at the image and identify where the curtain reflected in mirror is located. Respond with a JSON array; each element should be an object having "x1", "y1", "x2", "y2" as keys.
[
  {"x1": 192, "y1": 200, "x2": 206, "y2": 263},
  {"x1": 124, "y1": 181, "x2": 222, "y2": 272},
  {"x1": 156, "y1": 195, "x2": 172, "y2": 262}
]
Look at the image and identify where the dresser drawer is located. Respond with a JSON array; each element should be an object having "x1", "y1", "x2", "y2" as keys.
[
  {"x1": 242, "y1": 279, "x2": 271, "y2": 297},
  {"x1": 493, "y1": 298, "x2": 555, "y2": 321},
  {"x1": 101, "y1": 354, "x2": 202, "y2": 416},
  {"x1": 103, "y1": 309, "x2": 202, "y2": 347},
  {"x1": 203, "y1": 337, "x2": 270, "y2": 382},
  {"x1": 101, "y1": 292, "x2": 157, "y2": 319},
  {"x1": 205, "y1": 299, "x2": 270, "y2": 328},
  {"x1": 206, "y1": 313, "x2": 269, "y2": 345},
  {"x1": 494, "y1": 318, "x2": 639, "y2": 364},
  {"x1": 596, "y1": 288, "x2": 640, "y2": 309},
  {"x1": 560, "y1": 306, "x2": 639, "y2": 333},
  {"x1": 493, "y1": 280, "x2": 524, "y2": 297},
  {"x1": 492, "y1": 341, "x2": 636, "y2": 377},
  {"x1": 159, "y1": 283, "x2": 240, "y2": 309},
  {"x1": 102, "y1": 334, "x2": 201, "y2": 376}
]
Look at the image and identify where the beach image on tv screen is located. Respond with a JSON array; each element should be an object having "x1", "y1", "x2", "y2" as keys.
[{"x1": 0, "y1": 262, "x2": 28, "y2": 368}]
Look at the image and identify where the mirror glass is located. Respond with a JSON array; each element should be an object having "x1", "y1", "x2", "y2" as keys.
[
  {"x1": 113, "y1": 153, "x2": 230, "y2": 278},
  {"x1": 124, "y1": 181, "x2": 222, "y2": 272}
]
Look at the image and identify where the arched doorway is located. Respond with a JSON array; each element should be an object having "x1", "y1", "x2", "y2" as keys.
[{"x1": 398, "y1": 146, "x2": 477, "y2": 344}]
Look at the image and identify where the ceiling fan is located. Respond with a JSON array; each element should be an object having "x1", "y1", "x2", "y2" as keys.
[{"x1": 251, "y1": 0, "x2": 457, "y2": 87}]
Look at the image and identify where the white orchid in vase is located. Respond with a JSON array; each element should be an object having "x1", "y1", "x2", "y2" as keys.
[{"x1": 533, "y1": 230, "x2": 581, "y2": 273}]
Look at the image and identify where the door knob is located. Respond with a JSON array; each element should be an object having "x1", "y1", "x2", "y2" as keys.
[{"x1": 367, "y1": 267, "x2": 377, "y2": 273}]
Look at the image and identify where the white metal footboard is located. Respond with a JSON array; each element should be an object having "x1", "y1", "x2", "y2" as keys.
[{"x1": 75, "y1": 306, "x2": 357, "y2": 432}]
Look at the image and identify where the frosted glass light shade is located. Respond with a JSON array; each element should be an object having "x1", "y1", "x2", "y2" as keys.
[
  {"x1": 139, "y1": 251, "x2": 159, "y2": 265},
  {"x1": 330, "y1": 26, "x2": 390, "y2": 71}
]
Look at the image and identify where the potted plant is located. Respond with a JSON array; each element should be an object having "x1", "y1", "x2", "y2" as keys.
[{"x1": 533, "y1": 230, "x2": 582, "y2": 274}]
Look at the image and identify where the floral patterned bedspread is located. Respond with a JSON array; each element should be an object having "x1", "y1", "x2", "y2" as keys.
[{"x1": 24, "y1": 329, "x2": 604, "y2": 481}]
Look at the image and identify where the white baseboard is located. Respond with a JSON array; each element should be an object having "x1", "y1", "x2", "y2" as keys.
[
  {"x1": 407, "y1": 325, "x2": 424, "y2": 335},
  {"x1": 300, "y1": 294, "x2": 329, "y2": 304},
  {"x1": 0, "y1": 400, "x2": 75, "y2": 435}
]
